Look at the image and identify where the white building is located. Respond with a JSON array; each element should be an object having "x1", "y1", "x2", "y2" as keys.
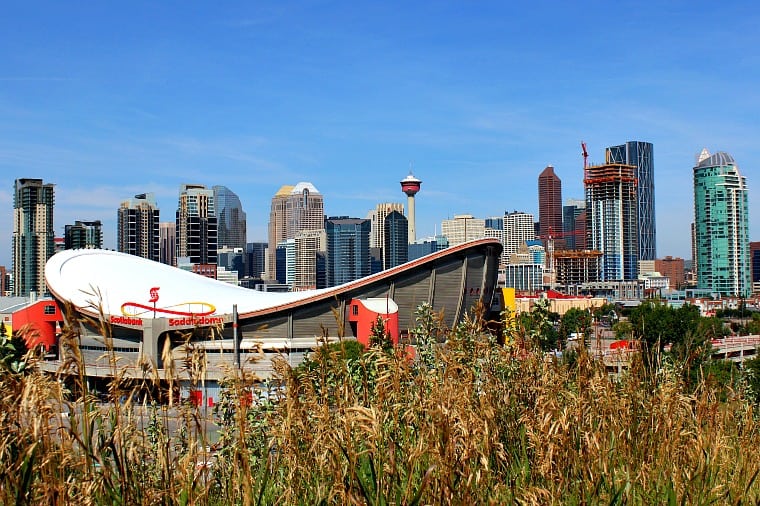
[
  {"x1": 442, "y1": 215, "x2": 485, "y2": 247},
  {"x1": 503, "y1": 211, "x2": 535, "y2": 262}
]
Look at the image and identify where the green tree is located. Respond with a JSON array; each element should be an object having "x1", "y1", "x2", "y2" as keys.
[
  {"x1": 628, "y1": 301, "x2": 701, "y2": 371},
  {"x1": 519, "y1": 298, "x2": 559, "y2": 351},
  {"x1": 612, "y1": 320, "x2": 634, "y2": 341},
  {"x1": 558, "y1": 308, "x2": 592, "y2": 348}
]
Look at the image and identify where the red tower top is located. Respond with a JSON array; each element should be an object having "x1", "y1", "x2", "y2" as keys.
[{"x1": 400, "y1": 172, "x2": 422, "y2": 196}]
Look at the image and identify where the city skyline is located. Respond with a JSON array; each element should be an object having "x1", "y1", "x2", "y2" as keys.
[{"x1": 1, "y1": 2, "x2": 759, "y2": 268}]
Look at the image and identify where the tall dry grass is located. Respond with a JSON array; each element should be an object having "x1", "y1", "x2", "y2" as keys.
[{"x1": 0, "y1": 302, "x2": 757, "y2": 504}]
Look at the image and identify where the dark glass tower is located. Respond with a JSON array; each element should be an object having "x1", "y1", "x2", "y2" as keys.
[
  {"x1": 245, "y1": 242, "x2": 267, "y2": 280},
  {"x1": 213, "y1": 185, "x2": 247, "y2": 250},
  {"x1": 384, "y1": 210, "x2": 408, "y2": 269},
  {"x1": 562, "y1": 199, "x2": 585, "y2": 250},
  {"x1": 65, "y1": 220, "x2": 103, "y2": 250},
  {"x1": 606, "y1": 141, "x2": 656, "y2": 260},
  {"x1": 325, "y1": 217, "x2": 371, "y2": 287}
]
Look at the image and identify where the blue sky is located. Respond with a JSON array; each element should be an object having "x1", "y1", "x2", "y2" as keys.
[{"x1": 1, "y1": 1, "x2": 758, "y2": 269}]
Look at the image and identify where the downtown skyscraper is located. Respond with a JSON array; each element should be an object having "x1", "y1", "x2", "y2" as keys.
[
  {"x1": 606, "y1": 141, "x2": 656, "y2": 260},
  {"x1": 384, "y1": 210, "x2": 408, "y2": 269},
  {"x1": 213, "y1": 185, "x2": 247, "y2": 250},
  {"x1": 585, "y1": 163, "x2": 638, "y2": 281},
  {"x1": 325, "y1": 217, "x2": 371, "y2": 287},
  {"x1": 503, "y1": 211, "x2": 535, "y2": 262},
  {"x1": 538, "y1": 165, "x2": 564, "y2": 250},
  {"x1": 176, "y1": 184, "x2": 217, "y2": 266},
  {"x1": 267, "y1": 182, "x2": 324, "y2": 281},
  {"x1": 118, "y1": 193, "x2": 160, "y2": 262},
  {"x1": 369, "y1": 202, "x2": 404, "y2": 268},
  {"x1": 693, "y1": 149, "x2": 750, "y2": 297},
  {"x1": 13, "y1": 178, "x2": 55, "y2": 296}
]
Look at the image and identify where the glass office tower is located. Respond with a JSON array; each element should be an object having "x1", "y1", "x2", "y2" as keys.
[
  {"x1": 606, "y1": 141, "x2": 656, "y2": 260},
  {"x1": 213, "y1": 185, "x2": 247, "y2": 251},
  {"x1": 693, "y1": 150, "x2": 750, "y2": 297}
]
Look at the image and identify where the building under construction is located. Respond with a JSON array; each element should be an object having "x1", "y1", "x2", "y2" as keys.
[
  {"x1": 584, "y1": 163, "x2": 639, "y2": 281},
  {"x1": 554, "y1": 249, "x2": 602, "y2": 286}
]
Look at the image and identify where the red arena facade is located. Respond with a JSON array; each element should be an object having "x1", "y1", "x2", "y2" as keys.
[{"x1": 44, "y1": 239, "x2": 502, "y2": 397}]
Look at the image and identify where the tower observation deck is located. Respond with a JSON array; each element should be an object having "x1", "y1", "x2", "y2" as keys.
[{"x1": 400, "y1": 172, "x2": 422, "y2": 244}]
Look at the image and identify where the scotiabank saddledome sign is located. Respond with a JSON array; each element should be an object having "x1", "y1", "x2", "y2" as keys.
[{"x1": 108, "y1": 287, "x2": 225, "y2": 328}]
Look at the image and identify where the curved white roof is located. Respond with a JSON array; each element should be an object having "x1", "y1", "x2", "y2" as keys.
[
  {"x1": 45, "y1": 249, "x2": 329, "y2": 318},
  {"x1": 46, "y1": 238, "x2": 502, "y2": 321}
]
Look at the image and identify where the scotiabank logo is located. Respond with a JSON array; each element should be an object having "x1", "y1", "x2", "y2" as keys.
[
  {"x1": 113, "y1": 288, "x2": 220, "y2": 328},
  {"x1": 110, "y1": 315, "x2": 143, "y2": 326}
]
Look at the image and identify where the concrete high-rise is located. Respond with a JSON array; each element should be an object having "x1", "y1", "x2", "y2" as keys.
[
  {"x1": 267, "y1": 182, "x2": 324, "y2": 280},
  {"x1": 159, "y1": 222, "x2": 176, "y2": 266},
  {"x1": 538, "y1": 165, "x2": 564, "y2": 250},
  {"x1": 655, "y1": 256, "x2": 685, "y2": 290},
  {"x1": 176, "y1": 184, "x2": 217, "y2": 266},
  {"x1": 441, "y1": 215, "x2": 485, "y2": 247},
  {"x1": 370, "y1": 202, "x2": 404, "y2": 266},
  {"x1": 400, "y1": 172, "x2": 422, "y2": 243},
  {"x1": 503, "y1": 211, "x2": 535, "y2": 262},
  {"x1": 294, "y1": 229, "x2": 326, "y2": 291},
  {"x1": 606, "y1": 141, "x2": 656, "y2": 260},
  {"x1": 213, "y1": 185, "x2": 247, "y2": 250},
  {"x1": 693, "y1": 149, "x2": 750, "y2": 297},
  {"x1": 118, "y1": 193, "x2": 160, "y2": 262},
  {"x1": 585, "y1": 163, "x2": 639, "y2": 281},
  {"x1": 325, "y1": 217, "x2": 371, "y2": 287},
  {"x1": 65, "y1": 220, "x2": 103, "y2": 250},
  {"x1": 13, "y1": 178, "x2": 55, "y2": 296}
]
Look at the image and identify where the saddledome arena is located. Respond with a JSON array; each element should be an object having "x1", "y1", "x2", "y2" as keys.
[{"x1": 43, "y1": 238, "x2": 502, "y2": 385}]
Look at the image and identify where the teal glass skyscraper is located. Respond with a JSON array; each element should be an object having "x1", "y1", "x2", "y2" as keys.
[{"x1": 693, "y1": 149, "x2": 750, "y2": 297}]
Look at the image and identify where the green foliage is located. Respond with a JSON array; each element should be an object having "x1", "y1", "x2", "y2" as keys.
[
  {"x1": 0, "y1": 328, "x2": 28, "y2": 374},
  {"x1": 369, "y1": 315, "x2": 394, "y2": 353},
  {"x1": 744, "y1": 356, "x2": 760, "y2": 406},
  {"x1": 412, "y1": 302, "x2": 444, "y2": 370},
  {"x1": 295, "y1": 339, "x2": 365, "y2": 376},
  {"x1": 519, "y1": 298, "x2": 559, "y2": 351},
  {"x1": 613, "y1": 320, "x2": 634, "y2": 340},
  {"x1": 558, "y1": 307, "x2": 592, "y2": 347}
]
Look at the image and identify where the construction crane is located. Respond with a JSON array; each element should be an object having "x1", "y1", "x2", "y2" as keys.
[{"x1": 581, "y1": 141, "x2": 589, "y2": 178}]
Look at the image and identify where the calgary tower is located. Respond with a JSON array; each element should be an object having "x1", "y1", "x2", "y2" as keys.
[{"x1": 400, "y1": 171, "x2": 422, "y2": 243}]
